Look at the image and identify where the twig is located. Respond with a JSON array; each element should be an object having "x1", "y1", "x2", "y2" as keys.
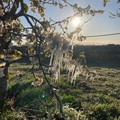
[{"x1": 24, "y1": 14, "x2": 65, "y2": 118}]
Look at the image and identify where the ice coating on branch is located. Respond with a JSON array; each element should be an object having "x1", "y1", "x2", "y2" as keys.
[
  {"x1": 46, "y1": 33, "x2": 85, "y2": 83},
  {"x1": 42, "y1": 30, "x2": 97, "y2": 84}
]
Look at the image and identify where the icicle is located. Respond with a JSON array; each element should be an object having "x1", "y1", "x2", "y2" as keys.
[
  {"x1": 68, "y1": 64, "x2": 75, "y2": 81},
  {"x1": 52, "y1": 61, "x2": 61, "y2": 83},
  {"x1": 71, "y1": 44, "x2": 74, "y2": 52},
  {"x1": 49, "y1": 46, "x2": 57, "y2": 66},
  {"x1": 70, "y1": 66, "x2": 80, "y2": 85}
]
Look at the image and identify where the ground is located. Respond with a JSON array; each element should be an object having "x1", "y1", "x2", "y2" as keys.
[{"x1": 0, "y1": 62, "x2": 120, "y2": 120}]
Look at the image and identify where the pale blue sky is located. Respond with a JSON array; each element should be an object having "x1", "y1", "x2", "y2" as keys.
[{"x1": 22, "y1": 0, "x2": 120, "y2": 45}]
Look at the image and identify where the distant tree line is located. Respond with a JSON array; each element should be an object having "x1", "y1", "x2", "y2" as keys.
[{"x1": 74, "y1": 44, "x2": 120, "y2": 68}]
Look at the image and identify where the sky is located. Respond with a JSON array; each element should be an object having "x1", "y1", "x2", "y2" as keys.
[{"x1": 22, "y1": 0, "x2": 120, "y2": 45}]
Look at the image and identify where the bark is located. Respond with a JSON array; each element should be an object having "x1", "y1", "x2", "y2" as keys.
[
  {"x1": 0, "y1": 77, "x2": 7, "y2": 108},
  {"x1": 0, "y1": 58, "x2": 23, "y2": 109},
  {"x1": 0, "y1": 63, "x2": 8, "y2": 109}
]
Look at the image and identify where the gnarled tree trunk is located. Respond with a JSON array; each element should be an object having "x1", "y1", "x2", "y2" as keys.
[
  {"x1": 0, "y1": 62, "x2": 8, "y2": 109},
  {"x1": 0, "y1": 77, "x2": 7, "y2": 108}
]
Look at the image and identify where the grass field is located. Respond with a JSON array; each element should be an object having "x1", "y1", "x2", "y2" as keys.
[{"x1": 1, "y1": 62, "x2": 120, "y2": 120}]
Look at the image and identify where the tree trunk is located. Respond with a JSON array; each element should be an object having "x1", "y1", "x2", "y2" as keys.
[
  {"x1": 0, "y1": 64, "x2": 8, "y2": 109},
  {"x1": 0, "y1": 77, "x2": 7, "y2": 108}
]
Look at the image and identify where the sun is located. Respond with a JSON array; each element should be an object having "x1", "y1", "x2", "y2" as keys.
[{"x1": 72, "y1": 17, "x2": 81, "y2": 27}]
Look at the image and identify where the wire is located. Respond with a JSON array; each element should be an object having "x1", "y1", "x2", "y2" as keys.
[{"x1": 84, "y1": 32, "x2": 120, "y2": 38}]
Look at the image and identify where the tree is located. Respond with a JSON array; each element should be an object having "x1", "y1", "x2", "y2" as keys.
[
  {"x1": 103, "y1": 0, "x2": 120, "y2": 6},
  {"x1": 0, "y1": 0, "x2": 118, "y2": 118}
]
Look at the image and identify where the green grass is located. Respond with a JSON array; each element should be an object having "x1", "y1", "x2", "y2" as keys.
[{"x1": 1, "y1": 62, "x2": 120, "y2": 120}]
